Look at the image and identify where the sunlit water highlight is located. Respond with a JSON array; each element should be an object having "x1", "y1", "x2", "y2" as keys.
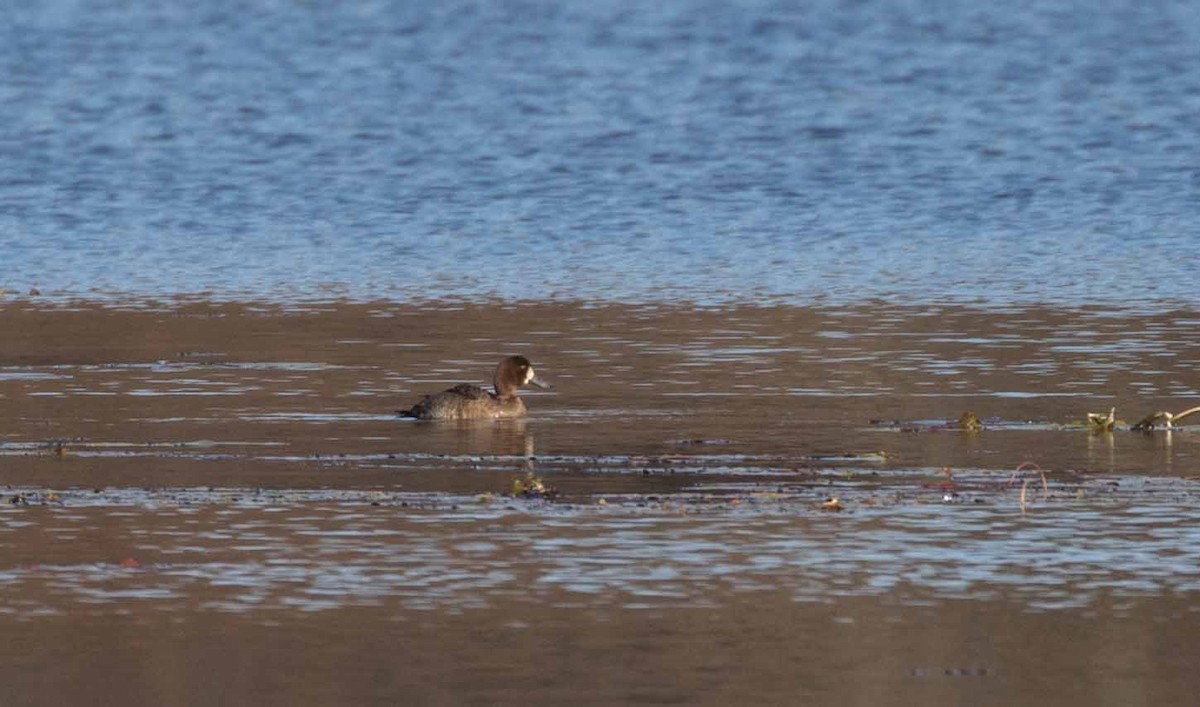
[{"x1": 4, "y1": 482, "x2": 1199, "y2": 619}]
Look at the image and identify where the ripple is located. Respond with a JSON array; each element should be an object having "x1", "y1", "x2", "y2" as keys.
[
  {"x1": 2, "y1": 3, "x2": 1198, "y2": 307},
  {"x1": 2, "y1": 476, "x2": 1199, "y2": 616}
]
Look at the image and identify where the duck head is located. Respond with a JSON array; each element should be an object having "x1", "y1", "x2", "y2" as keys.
[{"x1": 494, "y1": 355, "x2": 552, "y2": 398}]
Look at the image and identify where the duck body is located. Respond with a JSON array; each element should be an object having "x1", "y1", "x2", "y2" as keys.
[
  {"x1": 399, "y1": 356, "x2": 550, "y2": 420},
  {"x1": 401, "y1": 383, "x2": 527, "y2": 420}
]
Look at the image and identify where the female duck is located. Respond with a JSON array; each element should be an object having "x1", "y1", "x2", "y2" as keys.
[{"x1": 399, "y1": 355, "x2": 552, "y2": 420}]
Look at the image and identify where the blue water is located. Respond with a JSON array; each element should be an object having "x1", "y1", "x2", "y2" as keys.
[{"x1": 2, "y1": 0, "x2": 1198, "y2": 306}]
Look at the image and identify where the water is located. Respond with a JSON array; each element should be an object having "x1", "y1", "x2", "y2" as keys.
[
  {"x1": 4, "y1": 2, "x2": 1200, "y2": 703},
  {"x1": 6, "y1": 486, "x2": 1200, "y2": 615},
  {"x1": 2, "y1": 0, "x2": 1198, "y2": 305},
  {"x1": 2, "y1": 304, "x2": 1199, "y2": 706}
]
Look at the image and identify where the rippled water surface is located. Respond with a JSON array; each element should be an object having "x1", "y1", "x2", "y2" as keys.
[
  {"x1": 5, "y1": 483, "x2": 1200, "y2": 616},
  {"x1": 4, "y1": 0, "x2": 1200, "y2": 701},
  {"x1": 3, "y1": 0, "x2": 1199, "y2": 305}
]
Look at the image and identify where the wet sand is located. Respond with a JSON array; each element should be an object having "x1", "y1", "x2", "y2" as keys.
[{"x1": 2, "y1": 299, "x2": 1199, "y2": 705}]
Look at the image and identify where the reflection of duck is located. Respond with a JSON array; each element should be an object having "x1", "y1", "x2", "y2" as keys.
[
  {"x1": 399, "y1": 356, "x2": 552, "y2": 420},
  {"x1": 436, "y1": 418, "x2": 536, "y2": 460}
]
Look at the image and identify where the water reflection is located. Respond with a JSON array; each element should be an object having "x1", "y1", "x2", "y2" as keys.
[{"x1": 409, "y1": 418, "x2": 537, "y2": 460}]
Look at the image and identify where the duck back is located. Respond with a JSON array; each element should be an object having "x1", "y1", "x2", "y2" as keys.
[{"x1": 400, "y1": 383, "x2": 526, "y2": 420}]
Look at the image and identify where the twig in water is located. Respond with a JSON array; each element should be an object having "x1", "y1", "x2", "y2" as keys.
[
  {"x1": 1132, "y1": 405, "x2": 1200, "y2": 431},
  {"x1": 1009, "y1": 461, "x2": 1049, "y2": 500}
]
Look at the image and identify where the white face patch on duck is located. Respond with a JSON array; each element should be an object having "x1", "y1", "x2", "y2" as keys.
[{"x1": 523, "y1": 366, "x2": 536, "y2": 384}]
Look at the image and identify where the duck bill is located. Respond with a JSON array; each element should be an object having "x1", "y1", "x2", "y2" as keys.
[{"x1": 528, "y1": 374, "x2": 553, "y2": 390}]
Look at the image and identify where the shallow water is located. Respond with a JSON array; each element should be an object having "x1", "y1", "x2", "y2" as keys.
[
  {"x1": 3, "y1": 301, "x2": 1198, "y2": 476},
  {"x1": 2, "y1": 301, "x2": 1199, "y2": 704},
  {"x1": 5, "y1": 481, "x2": 1200, "y2": 616}
]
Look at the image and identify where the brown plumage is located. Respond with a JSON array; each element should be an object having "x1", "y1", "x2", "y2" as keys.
[{"x1": 398, "y1": 356, "x2": 552, "y2": 420}]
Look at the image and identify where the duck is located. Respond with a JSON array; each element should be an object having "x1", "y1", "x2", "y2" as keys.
[{"x1": 398, "y1": 355, "x2": 552, "y2": 420}]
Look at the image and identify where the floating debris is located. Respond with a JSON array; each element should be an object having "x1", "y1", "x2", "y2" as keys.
[
  {"x1": 957, "y1": 411, "x2": 983, "y2": 431},
  {"x1": 866, "y1": 408, "x2": 1200, "y2": 434},
  {"x1": 1086, "y1": 407, "x2": 1117, "y2": 433},
  {"x1": 806, "y1": 451, "x2": 889, "y2": 463},
  {"x1": 510, "y1": 473, "x2": 557, "y2": 500},
  {"x1": 1132, "y1": 405, "x2": 1200, "y2": 431},
  {"x1": 819, "y1": 497, "x2": 844, "y2": 512},
  {"x1": 6, "y1": 490, "x2": 64, "y2": 506}
]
